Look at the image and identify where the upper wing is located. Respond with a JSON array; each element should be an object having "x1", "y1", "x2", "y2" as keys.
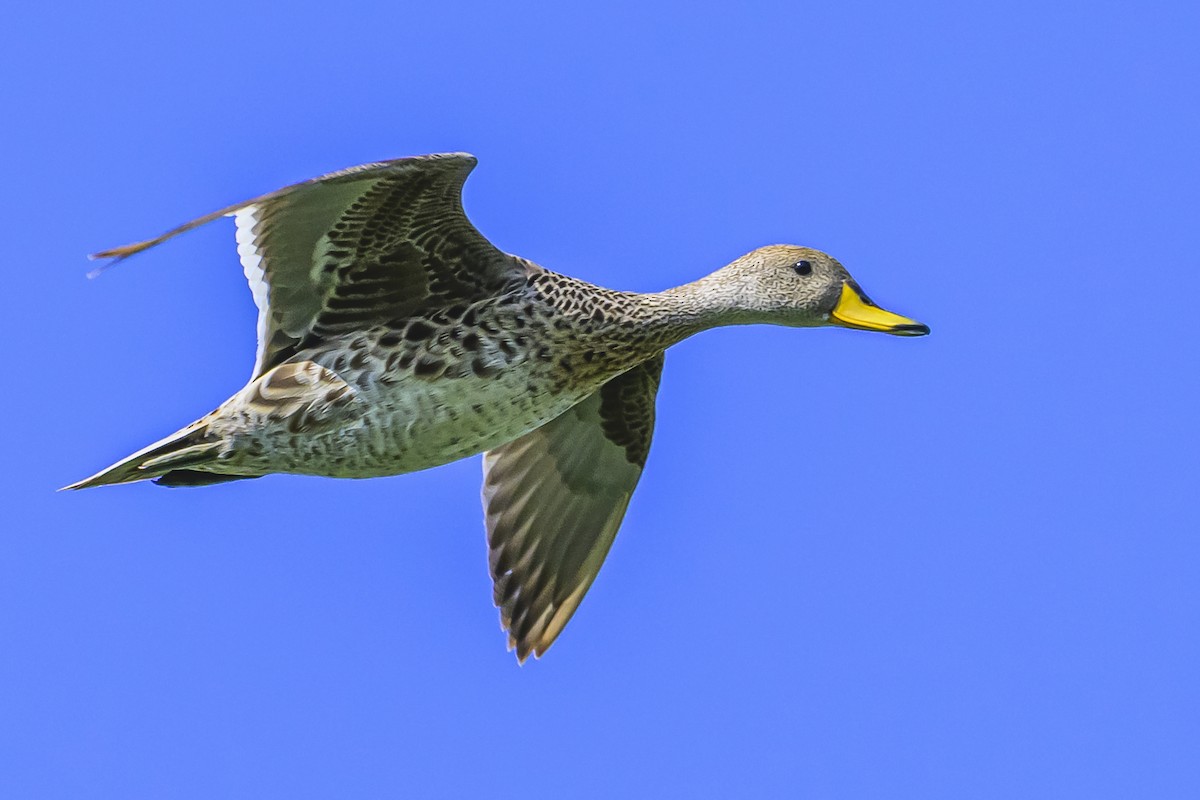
[
  {"x1": 92, "y1": 153, "x2": 531, "y2": 377},
  {"x1": 481, "y1": 354, "x2": 665, "y2": 663}
]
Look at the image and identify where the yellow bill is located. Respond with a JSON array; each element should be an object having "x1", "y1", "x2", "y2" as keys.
[{"x1": 829, "y1": 282, "x2": 929, "y2": 337}]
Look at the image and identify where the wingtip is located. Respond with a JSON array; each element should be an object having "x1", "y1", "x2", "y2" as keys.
[
  {"x1": 504, "y1": 631, "x2": 534, "y2": 665},
  {"x1": 507, "y1": 636, "x2": 550, "y2": 666},
  {"x1": 85, "y1": 261, "x2": 114, "y2": 280},
  {"x1": 91, "y1": 241, "x2": 151, "y2": 261},
  {"x1": 85, "y1": 242, "x2": 143, "y2": 278}
]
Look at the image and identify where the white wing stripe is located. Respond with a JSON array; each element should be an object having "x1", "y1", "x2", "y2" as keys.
[{"x1": 235, "y1": 205, "x2": 273, "y2": 377}]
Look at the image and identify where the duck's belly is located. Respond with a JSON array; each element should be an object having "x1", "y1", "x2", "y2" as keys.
[{"x1": 223, "y1": 366, "x2": 593, "y2": 479}]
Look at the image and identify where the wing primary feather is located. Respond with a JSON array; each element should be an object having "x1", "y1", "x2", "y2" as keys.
[{"x1": 87, "y1": 198, "x2": 254, "y2": 278}]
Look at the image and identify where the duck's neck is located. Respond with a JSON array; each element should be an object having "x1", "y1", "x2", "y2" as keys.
[{"x1": 632, "y1": 271, "x2": 764, "y2": 349}]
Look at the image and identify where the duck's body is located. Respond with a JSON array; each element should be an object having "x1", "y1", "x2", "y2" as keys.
[
  {"x1": 173, "y1": 272, "x2": 671, "y2": 480},
  {"x1": 68, "y1": 153, "x2": 928, "y2": 660}
]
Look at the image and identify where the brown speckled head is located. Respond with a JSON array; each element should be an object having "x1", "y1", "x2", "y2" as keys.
[
  {"x1": 652, "y1": 244, "x2": 928, "y2": 337},
  {"x1": 710, "y1": 245, "x2": 852, "y2": 327}
]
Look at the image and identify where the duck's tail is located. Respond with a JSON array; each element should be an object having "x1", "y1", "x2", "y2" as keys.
[{"x1": 61, "y1": 423, "x2": 223, "y2": 490}]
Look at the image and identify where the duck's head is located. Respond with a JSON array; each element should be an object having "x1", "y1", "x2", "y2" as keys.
[
  {"x1": 705, "y1": 242, "x2": 931, "y2": 333},
  {"x1": 716, "y1": 245, "x2": 929, "y2": 336}
]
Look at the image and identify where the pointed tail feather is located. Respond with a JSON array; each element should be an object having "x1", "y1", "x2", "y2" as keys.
[{"x1": 62, "y1": 426, "x2": 220, "y2": 490}]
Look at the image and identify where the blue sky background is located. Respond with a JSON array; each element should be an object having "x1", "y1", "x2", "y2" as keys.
[{"x1": 3, "y1": 2, "x2": 1198, "y2": 797}]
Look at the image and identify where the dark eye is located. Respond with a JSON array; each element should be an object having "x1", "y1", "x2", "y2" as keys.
[{"x1": 793, "y1": 259, "x2": 813, "y2": 276}]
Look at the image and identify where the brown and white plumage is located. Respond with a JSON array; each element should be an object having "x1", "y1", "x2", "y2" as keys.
[{"x1": 68, "y1": 153, "x2": 929, "y2": 662}]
